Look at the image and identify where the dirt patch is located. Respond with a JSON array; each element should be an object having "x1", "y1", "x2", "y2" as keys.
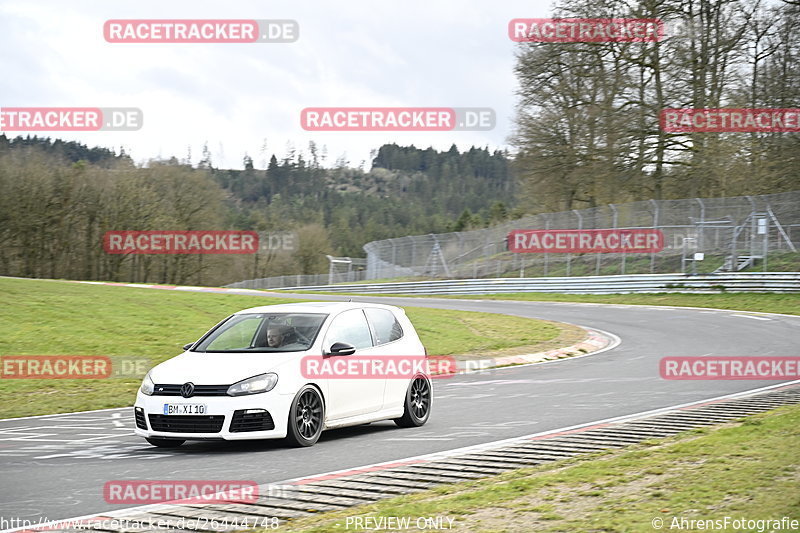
[
  {"x1": 440, "y1": 436, "x2": 713, "y2": 532},
  {"x1": 461, "y1": 473, "x2": 670, "y2": 532}
]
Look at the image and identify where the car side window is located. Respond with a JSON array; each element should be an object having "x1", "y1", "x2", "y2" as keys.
[
  {"x1": 365, "y1": 308, "x2": 403, "y2": 346},
  {"x1": 324, "y1": 309, "x2": 374, "y2": 351},
  {"x1": 205, "y1": 315, "x2": 261, "y2": 351}
]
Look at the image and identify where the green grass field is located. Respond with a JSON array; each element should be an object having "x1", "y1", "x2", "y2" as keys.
[
  {"x1": 0, "y1": 277, "x2": 564, "y2": 418},
  {"x1": 298, "y1": 291, "x2": 800, "y2": 316},
  {"x1": 270, "y1": 404, "x2": 800, "y2": 532},
  {"x1": 440, "y1": 292, "x2": 800, "y2": 315}
]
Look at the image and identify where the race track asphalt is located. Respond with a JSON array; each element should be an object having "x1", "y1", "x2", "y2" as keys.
[{"x1": 1, "y1": 292, "x2": 797, "y2": 524}]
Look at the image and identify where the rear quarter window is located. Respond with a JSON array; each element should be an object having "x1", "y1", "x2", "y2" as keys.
[{"x1": 365, "y1": 308, "x2": 404, "y2": 345}]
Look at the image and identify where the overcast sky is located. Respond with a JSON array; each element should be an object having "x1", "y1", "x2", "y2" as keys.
[{"x1": 1, "y1": 0, "x2": 555, "y2": 169}]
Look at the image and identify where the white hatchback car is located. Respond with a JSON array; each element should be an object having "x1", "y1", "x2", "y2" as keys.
[{"x1": 134, "y1": 302, "x2": 432, "y2": 447}]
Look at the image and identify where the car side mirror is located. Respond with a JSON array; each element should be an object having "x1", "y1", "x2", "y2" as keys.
[
  {"x1": 325, "y1": 342, "x2": 356, "y2": 356},
  {"x1": 182, "y1": 343, "x2": 194, "y2": 351}
]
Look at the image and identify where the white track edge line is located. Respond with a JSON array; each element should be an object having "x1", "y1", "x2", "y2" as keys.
[{"x1": 0, "y1": 407, "x2": 130, "y2": 422}]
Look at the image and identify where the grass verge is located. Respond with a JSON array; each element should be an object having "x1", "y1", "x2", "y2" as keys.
[
  {"x1": 0, "y1": 277, "x2": 568, "y2": 418},
  {"x1": 287, "y1": 291, "x2": 800, "y2": 316},
  {"x1": 265, "y1": 403, "x2": 800, "y2": 533},
  {"x1": 439, "y1": 292, "x2": 800, "y2": 316}
]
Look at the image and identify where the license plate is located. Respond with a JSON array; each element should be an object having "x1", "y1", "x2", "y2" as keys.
[{"x1": 163, "y1": 403, "x2": 207, "y2": 415}]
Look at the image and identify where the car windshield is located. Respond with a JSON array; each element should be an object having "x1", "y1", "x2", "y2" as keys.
[{"x1": 194, "y1": 313, "x2": 327, "y2": 353}]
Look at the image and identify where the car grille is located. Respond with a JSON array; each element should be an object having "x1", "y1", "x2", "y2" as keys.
[
  {"x1": 134, "y1": 407, "x2": 147, "y2": 430},
  {"x1": 152, "y1": 384, "x2": 230, "y2": 397},
  {"x1": 148, "y1": 414, "x2": 225, "y2": 433},
  {"x1": 230, "y1": 410, "x2": 275, "y2": 432}
]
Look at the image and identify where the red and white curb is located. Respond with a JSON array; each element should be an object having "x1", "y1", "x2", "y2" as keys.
[{"x1": 477, "y1": 328, "x2": 611, "y2": 367}]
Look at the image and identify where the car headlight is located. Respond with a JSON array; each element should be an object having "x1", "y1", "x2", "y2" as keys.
[
  {"x1": 227, "y1": 373, "x2": 278, "y2": 396},
  {"x1": 140, "y1": 371, "x2": 155, "y2": 396}
]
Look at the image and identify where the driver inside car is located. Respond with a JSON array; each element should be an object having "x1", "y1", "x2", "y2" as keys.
[{"x1": 266, "y1": 325, "x2": 307, "y2": 350}]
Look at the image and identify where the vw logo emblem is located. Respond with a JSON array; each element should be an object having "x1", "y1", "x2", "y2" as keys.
[{"x1": 180, "y1": 382, "x2": 195, "y2": 398}]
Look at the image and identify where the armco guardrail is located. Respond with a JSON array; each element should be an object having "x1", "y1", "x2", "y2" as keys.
[{"x1": 271, "y1": 272, "x2": 800, "y2": 295}]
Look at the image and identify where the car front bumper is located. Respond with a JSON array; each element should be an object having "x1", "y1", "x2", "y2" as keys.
[{"x1": 133, "y1": 389, "x2": 293, "y2": 441}]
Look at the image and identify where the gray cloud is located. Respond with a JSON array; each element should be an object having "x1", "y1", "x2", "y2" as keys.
[{"x1": 0, "y1": 0, "x2": 552, "y2": 168}]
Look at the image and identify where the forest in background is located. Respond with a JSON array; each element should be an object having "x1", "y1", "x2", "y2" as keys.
[
  {"x1": 1, "y1": 0, "x2": 798, "y2": 285},
  {"x1": 0, "y1": 136, "x2": 514, "y2": 285},
  {"x1": 513, "y1": 0, "x2": 800, "y2": 211}
]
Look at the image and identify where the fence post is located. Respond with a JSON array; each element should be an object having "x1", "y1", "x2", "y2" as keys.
[
  {"x1": 763, "y1": 217, "x2": 769, "y2": 272},
  {"x1": 746, "y1": 195, "x2": 757, "y2": 260},
  {"x1": 610, "y1": 204, "x2": 622, "y2": 274},
  {"x1": 696, "y1": 198, "x2": 706, "y2": 251},
  {"x1": 595, "y1": 208, "x2": 604, "y2": 276},
  {"x1": 543, "y1": 214, "x2": 550, "y2": 276},
  {"x1": 570, "y1": 209, "x2": 582, "y2": 277},
  {"x1": 650, "y1": 199, "x2": 659, "y2": 274}
]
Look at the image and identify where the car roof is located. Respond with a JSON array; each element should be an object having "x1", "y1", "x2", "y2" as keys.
[{"x1": 234, "y1": 301, "x2": 401, "y2": 315}]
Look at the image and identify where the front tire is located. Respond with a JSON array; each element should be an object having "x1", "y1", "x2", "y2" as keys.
[
  {"x1": 394, "y1": 376, "x2": 432, "y2": 428},
  {"x1": 285, "y1": 386, "x2": 325, "y2": 447},
  {"x1": 145, "y1": 437, "x2": 185, "y2": 448}
]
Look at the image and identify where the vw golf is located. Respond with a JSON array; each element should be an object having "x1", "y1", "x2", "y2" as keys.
[{"x1": 134, "y1": 302, "x2": 432, "y2": 447}]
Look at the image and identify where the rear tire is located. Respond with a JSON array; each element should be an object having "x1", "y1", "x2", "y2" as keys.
[
  {"x1": 145, "y1": 437, "x2": 185, "y2": 448},
  {"x1": 394, "y1": 376, "x2": 432, "y2": 428},
  {"x1": 285, "y1": 386, "x2": 325, "y2": 447}
]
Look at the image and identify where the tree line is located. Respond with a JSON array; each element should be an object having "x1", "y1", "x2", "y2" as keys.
[
  {"x1": 512, "y1": 0, "x2": 800, "y2": 212},
  {"x1": 0, "y1": 137, "x2": 515, "y2": 285}
]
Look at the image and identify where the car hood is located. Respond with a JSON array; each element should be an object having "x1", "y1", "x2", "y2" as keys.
[{"x1": 149, "y1": 351, "x2": 302, "y2": 384}]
